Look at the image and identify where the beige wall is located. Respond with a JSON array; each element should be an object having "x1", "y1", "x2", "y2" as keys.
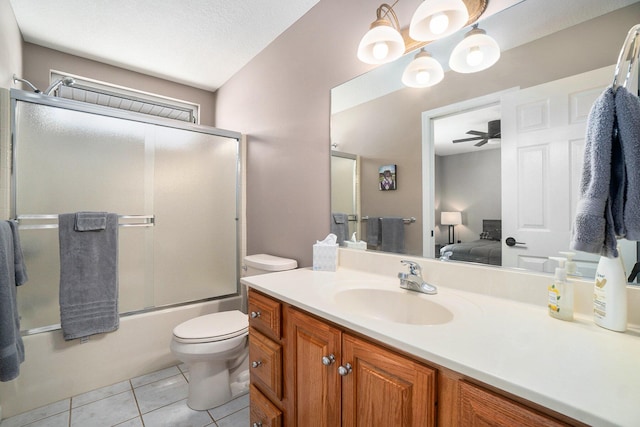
[
  {"x1": 20, "y1": 43, "x2": 218, "y2": 126},
  {"x1": 214, "y1": 0, "x2": 374, "y2": 266},
  {"x1": 0, "y1": 0, "x2": 22, "y2": 88}
]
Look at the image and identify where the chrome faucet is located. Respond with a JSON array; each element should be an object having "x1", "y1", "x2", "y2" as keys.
[{"x1": 398, "y1": 260, "x2": 437, "y2": 295}]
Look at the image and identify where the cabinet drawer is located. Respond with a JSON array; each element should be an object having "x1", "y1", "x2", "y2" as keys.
[
  {"x1": 459, "y1": 381, "x2": 569, "y2": 427},
  {"x1": 248, "y1": 290, "x2": 282, "y2": 340},
  {"x1": 250, "y1": 384, "x2": 282, "y2": 427},
  {"x1": 249, "y1": 328, "x2": 283, "y2": 400}
]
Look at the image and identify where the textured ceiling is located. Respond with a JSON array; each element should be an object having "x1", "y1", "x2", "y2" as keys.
[{"x1": 9, "y1": 0, "x2": 319, "y2": 91}]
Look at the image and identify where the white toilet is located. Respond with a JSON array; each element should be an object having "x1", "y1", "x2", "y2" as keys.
[{"x1": 170, "y1": 254, "x2": 297, "y2": 410}]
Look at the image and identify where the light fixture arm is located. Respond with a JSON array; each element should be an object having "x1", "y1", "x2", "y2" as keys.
[{"x1": 376, "y1": 3, "x2": 401, "y2": 32}]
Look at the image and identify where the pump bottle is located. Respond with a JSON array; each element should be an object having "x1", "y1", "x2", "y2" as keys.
[
  {"x1": 548, "y1": 257, "x2": 573, "y2": 321},
  {"x1": 594, "y1": 251, "x2": 627, "y2": 332}
]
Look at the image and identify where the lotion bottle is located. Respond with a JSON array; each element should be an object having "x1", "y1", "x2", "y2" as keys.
[
  {"x1": 548, "y1": 257, "x2": 573, "y2": 321},
  {"x1": 594, "y1": 252, "x2": 627, "y2": 332}
]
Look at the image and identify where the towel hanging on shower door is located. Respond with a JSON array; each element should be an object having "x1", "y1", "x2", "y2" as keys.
[{"x1": 58, "y1": 212, "x2": 119, "y2": 341}]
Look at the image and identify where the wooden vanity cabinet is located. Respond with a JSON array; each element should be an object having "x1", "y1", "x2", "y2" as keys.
[{"x1": 249, "y1": 289, "x2": 579, "y2": 427}]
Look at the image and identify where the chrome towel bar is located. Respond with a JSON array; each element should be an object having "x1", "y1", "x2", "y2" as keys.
[{"x1": 14, "y1": 214, "x2": 155, "y2": 230}]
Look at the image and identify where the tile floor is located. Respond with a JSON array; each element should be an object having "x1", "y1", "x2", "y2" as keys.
[{"x1": 0, "y1": 364, "x2": 248, "y2": 427}]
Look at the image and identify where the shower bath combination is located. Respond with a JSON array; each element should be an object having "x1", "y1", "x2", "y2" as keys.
[{"x1": 12, "y1": 74, "x2": 75, "y2": 95}]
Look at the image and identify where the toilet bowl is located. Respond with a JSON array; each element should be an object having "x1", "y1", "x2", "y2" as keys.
[
  {"x1": 170, "y1": 310, "x2": 249, "y2": 410},
  {"x1": 170, "y1": 253, "x2": 297, "y2": 410}
]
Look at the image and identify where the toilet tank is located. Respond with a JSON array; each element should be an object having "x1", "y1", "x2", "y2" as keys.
[
  {"x1": 242, "y1": 254, "x2": 298, "y2": 277},
  {"x1": 240, "y1": 254, "x2": 297, "y2": 313}
]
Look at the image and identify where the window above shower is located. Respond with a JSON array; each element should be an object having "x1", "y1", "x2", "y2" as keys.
[{"x1": 49, "y1": 70, "x2": 201, "y2": 124}]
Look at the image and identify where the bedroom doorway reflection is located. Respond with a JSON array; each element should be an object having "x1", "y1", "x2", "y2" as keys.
[
  {"x1": 433, "y1": 104, "x2": 502, "y2": 265},
  {"x1": 421, "y1": 89, "x2": 514, "y2": 262}
]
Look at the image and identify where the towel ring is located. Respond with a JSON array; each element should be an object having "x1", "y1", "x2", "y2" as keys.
[{"x1": 612, "y1": 24, "x2": 640, "y2": 91}]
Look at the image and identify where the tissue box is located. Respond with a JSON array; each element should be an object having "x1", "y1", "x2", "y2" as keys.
[
  {"x1": 313, "y1": 243, "x2": 339, "y2": 271},
  {"x1": 344, "y1": 240, "x2": 367, "y2": 250}
]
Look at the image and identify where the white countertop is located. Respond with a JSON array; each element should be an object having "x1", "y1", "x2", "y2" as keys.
[{"x1": 242, "y1": 267, "x2": 640, "y2": 427}]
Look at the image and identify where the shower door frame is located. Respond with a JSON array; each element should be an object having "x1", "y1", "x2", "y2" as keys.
[{"x1": 8, "y1": 88, "x2": 243, "y2": 334}]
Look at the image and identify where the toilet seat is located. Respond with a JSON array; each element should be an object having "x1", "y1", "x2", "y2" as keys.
[{"x1": 173, "y1": 310, "x2": 248, "y2": 344}]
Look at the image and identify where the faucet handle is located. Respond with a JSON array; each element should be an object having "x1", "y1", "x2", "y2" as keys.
[{"x1": 400, "y1": 260, "x2": 421, "y2": 275}]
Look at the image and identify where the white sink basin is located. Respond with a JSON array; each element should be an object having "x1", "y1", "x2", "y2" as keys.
[{"x1": 333, "y1": 288, "x2": 454, "y2": 325}]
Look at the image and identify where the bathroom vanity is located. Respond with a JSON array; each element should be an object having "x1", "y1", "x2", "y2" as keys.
[{"x1": 243, "y1": 250, "x2": 640, "y2": 427}]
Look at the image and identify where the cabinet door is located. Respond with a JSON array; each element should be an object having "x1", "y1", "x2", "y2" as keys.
[
  {"x1": 341, "y1": 334, "x2": 436, "y2": 427},
  {"x1": 459, "y1": 381, "x2": 569, "y2": 427},
  {"x1": 285, "y1": 307, "x2": 342, "y2": 426}
]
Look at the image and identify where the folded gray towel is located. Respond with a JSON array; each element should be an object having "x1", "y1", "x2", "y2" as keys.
[
  {"x1": 75, "y1": 211, "x2": 107, "y2": 231},
  {"x1": 366, "y1": 217, "x2": 380, "y2": 248},
  {"x1": 59, "y1": 212, "x2": 119, "y2": 341},
  {"x1": 0, "y1": 220, "x2": 28, "y2": 382},
  {"x1": 571, "y1": 87, "x2": 618, "y2": 257},
  {"x1": 330, "y1": 213, "x2": 350, "y2": 245},
  {"x1": 615, "y1": 87, "x2": 640, "y2": 240},
  {"x1": 380, "y1": 217, "x2": 405, "y2": 254}
]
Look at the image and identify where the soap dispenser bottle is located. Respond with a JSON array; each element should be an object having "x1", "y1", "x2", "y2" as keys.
[
  {"x1": 548, "y1": 257, "x2": 573, "y2": 321},
  {"x1": 594, "y1": 251, "x2": 627, "y2": 332},
  {"x1": 559, "y1": 251, "x2": 580, "y2": 277}
]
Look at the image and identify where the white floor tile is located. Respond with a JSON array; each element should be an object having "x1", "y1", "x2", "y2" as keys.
[
  {"x1": 69, "y1": 390, "x2": 139, "y2": 427},
  {"x1": 0, "y1": 400, "x2": 69, "y2": 427},
  {"x1": 113, "y1": 417, "x2": 144, "y2": 427},
  {"x1": 131, "y1": 366, "x2": 181, "y2": 388},
  {"x1": 15, "y1": 412, "x2": 68, "y2": 427},
  {"x1": 1, "y1": 365, "x2": 242, "y2": 427},
  {"x1": 215, "y1": 407, "x2": 249, "y2": 427},
  {"x1": 133, "y1": 374, "x2": 189, "y2": 414},
  {"x1": 208, "y1": 394, "x2": 249, "y2": 421},
  {"x1": 72, "y1": 380, "x2": 132, "y2": 408},
  {"x1": 142, "y1": 399, "x2": 213, "y2": 427}
]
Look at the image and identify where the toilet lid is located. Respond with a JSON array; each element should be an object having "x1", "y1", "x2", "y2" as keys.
[{"x1": 173, "y1": 310, "x2": 248, "y2": 344}]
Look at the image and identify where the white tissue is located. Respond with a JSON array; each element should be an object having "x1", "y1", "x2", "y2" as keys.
[
  {"x1": 313, "y1": 233, "x2": 339, "y2": 271},
  {"x1": 316, "y1": 233, "x2": 338, "y2": 245},
  {"x1": 344, "y1": 232, "x2": 367, "y2": 251}
]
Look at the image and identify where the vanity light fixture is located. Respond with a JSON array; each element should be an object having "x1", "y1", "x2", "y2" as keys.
[
  {"x1": 401, "y1": 49, "x2": 444, "y2": 88},
  {"x1": 409, "y1": 0, "x2": 469, "y2": 41},
  {"x1": 441, "y1": 211, "x2": 462, "y2": 244},
  {"x1": 357, "y1": 3, "x2": 406, "y2": 65},
  {"x1": 449, "y1": 24, "x2": 501, "y2": 73}
]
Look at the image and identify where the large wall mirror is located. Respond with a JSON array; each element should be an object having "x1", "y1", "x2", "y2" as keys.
[{"x1": 330, "y1": 0, "x2": 640, "y2": 278}]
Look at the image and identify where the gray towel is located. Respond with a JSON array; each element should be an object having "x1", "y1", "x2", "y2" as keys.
[
  {"x1": 571, "y1": 87, "x2": 618, "y2": 257},
  {"x1": 615, "y1": 87, "x2": 640, "y2": 240},
  {"x1": 330, "y1": 213, "x2": 349, "y2": 245},
  {"x1": 0, "y1": 220, "x2": 28, "y2": 382},
  {"x1": 75, "y1": 211, "x2": 107, "y2": 231},
  {"x1": 59, "y1": 212, "x2": 119, "y2": 341},
  {"x1": 380, "y1": 217, "x2": 405, "y2": 253},
  {"x1": 366, "y1": 217, "x2": 380, "y2": 248}
]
